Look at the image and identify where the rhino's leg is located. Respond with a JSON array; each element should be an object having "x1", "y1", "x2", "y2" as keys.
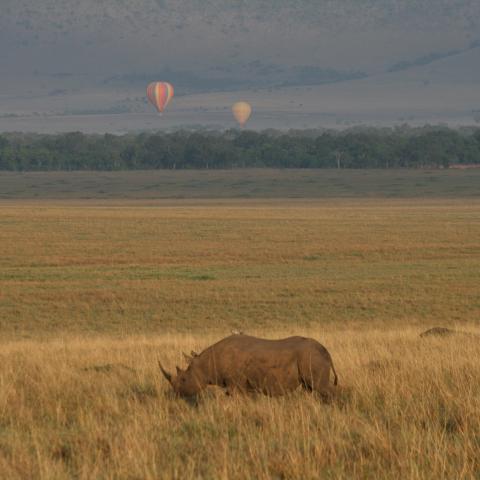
[
  {"x1": 225, "y1": 385, "x2": 240, "y2": 396},
  {"x1": 298, "y1": 353, "x2": 332, "y2": 399},
  {"x1": 224, "y1": 379, "x2": 248, "y2": 396}
]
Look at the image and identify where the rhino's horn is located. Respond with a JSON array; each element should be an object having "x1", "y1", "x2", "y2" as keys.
[{"x1": 158, "y1": 361, "x2": 172, "y2": 384}]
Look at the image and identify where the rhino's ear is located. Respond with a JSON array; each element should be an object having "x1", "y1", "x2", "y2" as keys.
[
  {"x1": 176, "y1": 366, "x2": 183, "y2": 374},
  {"x1": 158, "y1": 361, "x2": 173, "y2": 384},
  {"x1": 183, "y1": 352, "x2": 193, "y2": 364}
]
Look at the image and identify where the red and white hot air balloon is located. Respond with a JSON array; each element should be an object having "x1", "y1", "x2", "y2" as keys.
[{"x1": 146, "y1": 82, "x2": 174, "y2": 114}]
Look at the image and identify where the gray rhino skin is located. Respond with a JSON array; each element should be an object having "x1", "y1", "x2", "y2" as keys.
[{"x1": 159, "y1": 334, "x2": 338, "y2": 399}]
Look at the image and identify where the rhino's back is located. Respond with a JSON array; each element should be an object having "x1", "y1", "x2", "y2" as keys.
[
  {"x1": 205, "y1": 334, "x2": 329, "y2": 367},
  {"x1": 226, "y1": 334, "x2": 326, "y2": 350}
]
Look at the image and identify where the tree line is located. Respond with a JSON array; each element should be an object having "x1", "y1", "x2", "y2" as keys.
[{"x1": 0, "y1": 127, "x2": 479, "y2": 171}]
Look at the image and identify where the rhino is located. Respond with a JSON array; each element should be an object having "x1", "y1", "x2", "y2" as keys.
[
  {"x1": 159, "y1": 334, "x2": 338, "y2": 399},
  {"x1": 420, "y1": 327, "x2": 457, "y2": 337},
  {"x1": 420, "y1": 327, "x2": 479, "y2": 339}
]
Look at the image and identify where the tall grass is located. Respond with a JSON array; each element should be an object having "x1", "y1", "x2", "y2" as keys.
[
  {"x1": 0, "y1": 328, "x2": 479, "y2": 479},
  {"x1": 0, "y1": 199, "x2": 479, "y2": 478}
]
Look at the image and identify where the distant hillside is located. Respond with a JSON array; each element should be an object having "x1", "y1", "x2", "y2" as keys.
[
  {"x1": 1, "y1": 0, "x2": 479, "y2": 131},
  {"x1": 1, "y1": 0, "x2": 479, "y2": 92}
]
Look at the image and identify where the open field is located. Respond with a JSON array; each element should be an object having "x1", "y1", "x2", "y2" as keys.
[
  {"x1": 0, "y1": 329, "x2": 479, "y2": 479},
  {"x1": 1, "y1": 169, "x2": 480, "y2": 200},
  {"x1": 1, "y1": 199, "x2": 479, "y2": 478},
  {"x1": 1, "y1": 200, "x2": 480, "y2": 337}
]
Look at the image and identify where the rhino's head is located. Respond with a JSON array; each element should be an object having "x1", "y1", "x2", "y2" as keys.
[{"x1": 159, "y1": 354, "x2": 205, "y2": 399}]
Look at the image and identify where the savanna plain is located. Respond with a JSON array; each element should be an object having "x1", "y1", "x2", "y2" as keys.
[{"x1": 1, "y1": 176, "x2": 480, "y2": 479}]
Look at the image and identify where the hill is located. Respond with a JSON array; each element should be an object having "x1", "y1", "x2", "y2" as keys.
[
  {"x1": 1, "y1": 1, "x2": 479, "y2": 130},
  {"x1": 2, "y1": 0, "x2": 479, "y2": 90}
]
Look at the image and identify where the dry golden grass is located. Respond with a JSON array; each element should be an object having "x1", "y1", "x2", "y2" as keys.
[
  {"x1": 1, "y1": 199, "x2": 480, "y2": 478},
  {"x1": 0, "y1": 328, "x2": 479, "y2": 479}
]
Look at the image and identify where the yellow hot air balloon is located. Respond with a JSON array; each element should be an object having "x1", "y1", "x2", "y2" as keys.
[
  {"x1": 147, "y1": 82, "x2": 174, "y2": 114},
  {"x1": 232, "y1": 101, "x2": 252, "y2": 127}
]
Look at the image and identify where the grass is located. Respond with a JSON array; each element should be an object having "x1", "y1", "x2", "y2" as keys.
[
  {"x1": 1, "y1": 199, "x2": 479, "y2": 337},
  {"x1": 0, "y1": 329, "x2": 479, "y2": 479},
  {"x1": 0, "y1": 198, "x2": 479, "y2": 478},
  {"x1": 1, "y1": 169, "x2": 480, "y2": 200}
]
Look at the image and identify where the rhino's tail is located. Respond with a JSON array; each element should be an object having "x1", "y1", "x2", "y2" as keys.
[{"x1": 331, "y1": 360, "x2": 338, "y2": 387}]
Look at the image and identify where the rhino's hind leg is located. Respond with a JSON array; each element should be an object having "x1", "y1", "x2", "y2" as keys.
[
  {"x1": 301, "y1": 375, "x2": 335, "y2": 403},
  {"x1": 299, "y1": 356, "x2": 333, "y2": 401}
]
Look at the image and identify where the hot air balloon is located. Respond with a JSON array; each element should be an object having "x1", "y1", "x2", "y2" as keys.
[
  {"x1": 232, "y1": 101, "x2": 252, "y2": 128},
  {"x1": 147, "y1": 82, "x2": 174, "y2": 114}
]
